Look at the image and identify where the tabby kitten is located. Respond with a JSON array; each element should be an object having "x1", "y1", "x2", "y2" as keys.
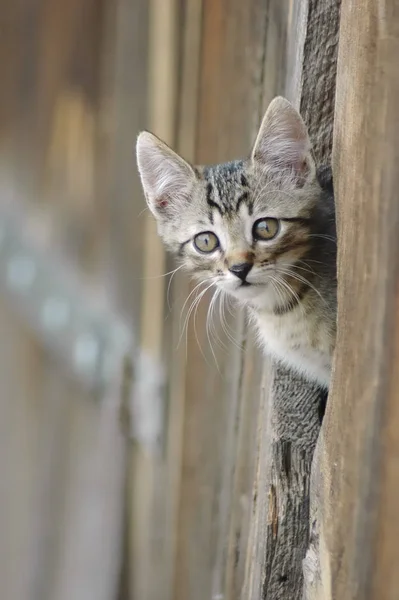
[{"x1": 136, "y1": 97, "x2": 336, "y2": 388}]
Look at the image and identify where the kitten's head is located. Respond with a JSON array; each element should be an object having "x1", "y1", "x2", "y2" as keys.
[{"x1": 136, "y1": 97, "x2": 322, "y2": 310}]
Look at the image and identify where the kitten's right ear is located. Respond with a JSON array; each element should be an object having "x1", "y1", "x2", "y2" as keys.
[
  {"x1": 136, "y1": 132, "x2": 196, "y2": 218},
  {"x1": 251, "y1": 97, "x2": 314, "y2": 184}
]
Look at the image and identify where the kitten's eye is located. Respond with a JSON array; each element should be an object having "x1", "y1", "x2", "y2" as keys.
[
  {"x1": 193, "y1": 231, "x2": 220, "y2": 253},
  {"x1": 252, "y1": 218, "x2": 279, "y2": 241}
]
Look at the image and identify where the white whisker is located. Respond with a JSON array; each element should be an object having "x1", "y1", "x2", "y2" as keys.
[
  {"x1": 141, "y1": 264, "x2": 184, "y2": 280},
  {"x1": 274, "y1": 274, "x2": 307, "y2": 319},
  {"x1": 205, "y1": 289, "x2": 224, "y2": 368},
  {"x1": 280, "y1": 260, "x2": 317, "y2": 278},
  {"x1": 192, "y1": 284, "x2": 219, "y2": 370},
  {"x1": 308, "y1": 234, "x2": 336, "y2": 244},
  {"x1": 277, "y1": 266, "x2": 327, "y2": 307},
  {"x1": 179, "y1": 278, "x2": 212, "y2": 326},
  {"x1": 218, "y1": 294, "x2": 241, "y2": 350},
  {"x1": 223, "y1": 293, "x2": 236, "y2": 318},
  {"x1": 177, "y1": 281, "x2": 217, "y2": 371},
  {"x1": 181, "y1": 283, "x2": 212, "y2": 346},
  {"x1": 166, "y1": 265, "x2": 185, "y2": 310},
  {"x1": 268, "y1": 274, "x2": 286, "y2": 308},
  {"x1": 137, "y1": 206, "x2": 150, "y2": 218}
]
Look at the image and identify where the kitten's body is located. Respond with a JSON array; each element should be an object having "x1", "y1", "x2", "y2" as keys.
[{"x1": 136, "y1": 98, "x2": 337, "y2": 388}]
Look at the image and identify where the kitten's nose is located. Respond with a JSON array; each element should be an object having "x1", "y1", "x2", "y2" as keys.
[{"x1": 228, "y1": 262, "x2": 252, "y2": 281}]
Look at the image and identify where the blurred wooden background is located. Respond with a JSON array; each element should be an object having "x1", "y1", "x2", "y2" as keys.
[
  {"x1": 1, "y1": 1, "x2": 399, "y2": 600},
  {"x1": 0, "y1": 0, "x2": 273, "y2": 598}
]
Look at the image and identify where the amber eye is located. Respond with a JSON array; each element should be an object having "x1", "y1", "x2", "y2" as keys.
[
  {"x1": 252, "y1": 218, "x2": 280, "y2": 241},
  {"x1": 193, "y1": 231, "x2": 220, "y2": 253}
]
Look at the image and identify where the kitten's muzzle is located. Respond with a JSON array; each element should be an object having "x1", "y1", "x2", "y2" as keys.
[{"x1": 228, "y1": 262, "x2": 253, "y2": 282}]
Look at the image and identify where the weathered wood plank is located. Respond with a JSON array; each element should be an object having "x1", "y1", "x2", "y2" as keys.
[
  {"x1": 222, "y1": 330, "x2": 264, "y2": 600},
  {"x1": 306, "y1": 0, "x2": 399, "y2": 598},
  {"x1": 287, "y1": 0, "x2": 341, "y2": 163},
  {"x1": 243, "y1": 368, "x2": 324, "y2": 600},
  {"x1": 243, "y1": 0, "x2": 340, "y2": 598},
  {"x1": 150, "y1": 2, "x2": 204, "y2": 598},
  {"x1": 101, "y1": 0, "x2": 174, "y2": 599},
  {"x1": 206, "y1": 1, "x2": 286, "y2": 597},
  {"x1": 225, "y1": 1, "x2": 292, "y2": 598},
  {"x1": 261, "y1": 370, "x2": 324, "y2": 599},
  {"x1": 170, "y1": 2, "x2": 284, "y2": 599}
]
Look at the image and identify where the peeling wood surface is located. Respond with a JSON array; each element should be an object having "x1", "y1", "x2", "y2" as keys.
[
  {"x1": 261, "y1": 371, "x2": 324, "y2": 600},
  {"x1": 242, "y1": 0, "x2": 341, "y2": 598},
  {"x1": 298, "y1": 0, "x2": 341, "y2": 163}
]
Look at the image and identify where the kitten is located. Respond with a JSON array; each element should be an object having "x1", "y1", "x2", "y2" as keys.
[{"x1": 136, "y1": 97, "x2": 336, "y2": 388}]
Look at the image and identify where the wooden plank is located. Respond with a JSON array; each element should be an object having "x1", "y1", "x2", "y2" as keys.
[
  {"x1": 140, "y1": 0, "x2": 177, "y2": 356},
  {"x1": 159, "y1": 1, "x2": 204, "y2": 598},
  {"x1": 173, "y1": 0, "x2": 243, "y2": 595},
  {"x1": 33, "y1": 0, "x2": 97, "y2": 188},
  {"x1": 298, "y1": 0, "x2": 341, "y2": 163},
  {"x1": 242, "y1": 1, "x2": 341, "y2": 598},
  {"x1": 306, "y1": 0, "x2": 399, "y2": 598},
  {"x1": 223, "y1": 1, "x2": 292, "y2": 598},
  {"x1": 0, "y1": 2, "x2": 128, "y2": 600},
  {"x1": 0, "y1": 301, "x2": 44, "y2": 600},
  {"x1": 116, "y1": 1, "x2": 179, "y2": 599},
  {"x1": 96, "y1": 0, "x2": 153, "y2": 599},
  {"x1": 287, "y1": 0, "x2": 341, "y2": 163},
  {"x1": 47, "y1": 381, "x2": 126, "y2": 600},
  {"x1": 39, "y1": 0, "x2": 128, "y2": 595},
  {"x1": 170, "y1": 1, "x2": 258, "y2": 597},
  {"x1": 170, "y1": 2, "x2": 289, "y2": 599}
]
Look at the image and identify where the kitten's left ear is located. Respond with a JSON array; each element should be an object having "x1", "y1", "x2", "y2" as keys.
[
  {"x1": 252, "y1": 97, "x2": 314, "y2": 185},
  {"x1": 136, "y1": 131, "x2": 197, "y2": 218}
]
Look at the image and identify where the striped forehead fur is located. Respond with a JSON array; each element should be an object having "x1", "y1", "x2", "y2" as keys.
[{"x1": 200, "y1": 160, "x2": 253, "y2": 218}]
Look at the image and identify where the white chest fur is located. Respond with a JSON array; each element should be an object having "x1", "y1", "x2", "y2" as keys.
[{"x1": 253, "y1": 306, "x2": 332, "y2": 388}]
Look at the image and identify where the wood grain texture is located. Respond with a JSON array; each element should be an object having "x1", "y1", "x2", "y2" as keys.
[
  {"x1": 244, "y1": 367, "x2": 325, "y2": 600},
  {"x1": 171, "y1": 2, "x2": 283, "y2": 599},
  {"x1": 243, "y1": 0, "x2": 341, "y2": 598},
  {"x1": 298, "y1": 0, "x2": 341, "y2": 164},
  {"x1": 262, "y1": 370, "x2": 324, "y2": 599},
  {"x1": 306, "y1": 0, "x2": 399, "y2": 598}
]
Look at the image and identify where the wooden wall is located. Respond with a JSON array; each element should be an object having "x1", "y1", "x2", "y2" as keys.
[
  {"x1": 2, "y1": 1, "x2": 399, "y2": 600},
  {"x1": 0, "y1": 1, "x2": 145, "y2": 599}
]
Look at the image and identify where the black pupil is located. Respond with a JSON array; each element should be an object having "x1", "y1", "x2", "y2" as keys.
[
  {"x1": 196, "y1": 233, "x2": 216, "y2": 251},
  {"x1": 258, "y1": 221, "x2": 269, "y2": 232}
]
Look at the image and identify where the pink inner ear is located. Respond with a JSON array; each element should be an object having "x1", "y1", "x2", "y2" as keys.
[
  {"x1": 157, "y1": 197, "x2": 169, "y2": 210},
  {"x1": 292, "y1": 158, "x2": 310, "y2": 187}
]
